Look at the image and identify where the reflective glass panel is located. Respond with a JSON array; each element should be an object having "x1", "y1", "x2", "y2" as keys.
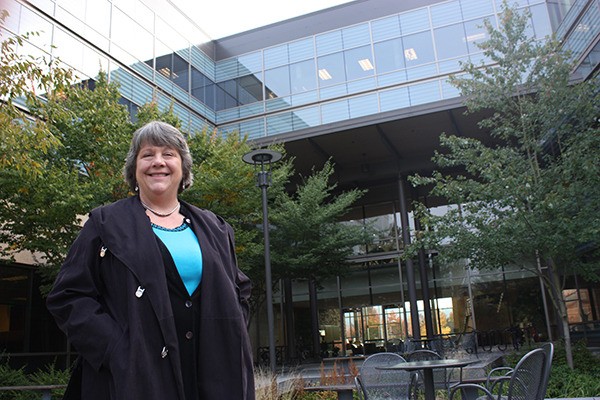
[
  {"x1": 237, "y1": 73, "x2": 263, "y2": 105},
  {"x1": 316, "y1": 29, "x2": 343, "y2": 56},
  {"x1": 290, "y1": 59, "x2": 317, "y2": 94},
  {"x1": 292, "y1": 106, "x2": 320, "y2": 129},
  {"x1": 59, "y1": 0, "x2": 85, "y2": 19},
  {"x1": 430, "y1": 0, "x2": 462, "y2": 27},
  {"x1": 191, "y1": 67, "x2": 210, "y2": 104},
  {"x1": 348, "y1": 93, "x2": 378, "y2": 118},
  {"x1": 344, "y1": 45, "x2": 374, "y2": 81},
  {"x1": 237, "y1": 52, "x2": 262, "y2": 74},
  {"x1": 399, "y1": 8, "x2": 430, "y2": 35},
  {"x1": 20, "y1": 6, "x2": 53, "y2": 52},
  {"x1": 379, "y1": 87, "x2": 410, "y2": 112},
  {"x1": 85, "y1": 0, "x2": 110, "y2": 37},
  {"x1": 112, "y1": 8, "x2": 153, "y2": 62},
  {"x1": 464, "y1": 18, "x2": 489, "y2": 53},
  {"x1": 264, "y1": 65, "x2": 291, "y2": 98},
  {"x1": 402, "y1": 31, "x2": 435, "y2": 67},
  {"x1": 264, "y1": 44, "x2": 289, "y2": 69},
  {"x1": 434, "y1": 23, "x2": 468, "y2": 60},
  {"x1": 321, "y1": 99, "x2": 350, "y2": 124},
  {"x1": 317, "y1": 52, "x2": 346, "y2": 87},
  {"x1": 266, "y1": 112, "x2": 292, "y2": 135},
  {"x1": 81, "y1": 46, "x2": 108, "y2": 79},
  {"x1": 460, "y1": 0, "x2": 494, "y2": 21},
  {"x1": 342, "y1": 23, "x2": 371, "y2": 49},
  {"x1": 374, "y1": 38, "x2": 405, "y2": 74},
  {"x1": 215, "y1": 80, "x2": 237, "y2": 111},
  {"x1": 52, "y1": 27, "x2": 83, "y2": 69},
  {"x1": 371, "y1": 15, "x2": 401, "y2": 42},
  {"x1": 289, "y1": 38, "x2": 315, "y2": 63},
  {"x1": 172, "y1": 53, "x2": 189, "y2": 91},
  {"x1": 530, "y1": 3, "x2": 552, "y2": 39},
  {"x1": 155, "y1": 16, "x2": 188, "y2": 56}
]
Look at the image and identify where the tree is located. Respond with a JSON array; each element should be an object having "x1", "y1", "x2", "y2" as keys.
[
  {"x1": 269, "y1": 160, "x2": 369, "y2": 357},
  {"x1": 408, "y1": 1, "x2": 599, "y2": 368},
  {"x1": 6, "y1": 71, "x2": 133, "y2": 292},
  {"x1": 182, "y1": 126, "x2": 294, "y2": 320},
  {"x1": 0, "y1": 14, "x2": 81, "y2": 275},
  {"x1": 0, "y1": 10, "x2": 74, "y2": 178}
]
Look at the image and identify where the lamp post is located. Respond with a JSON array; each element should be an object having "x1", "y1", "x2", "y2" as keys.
[{"x1": 243, "y1": 148, "x2": 282, "y2": 372}]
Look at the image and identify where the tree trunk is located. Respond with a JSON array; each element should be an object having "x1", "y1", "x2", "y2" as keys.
[
  {"x1": 283, "y1": 277, "x2": 297, "y2": 361},
  {"x1": 309, "y1": 278, "x2": 321, "y2": 358},
  {"x1": 545, "y1": 258, "x2": 574, "y2": 369}
]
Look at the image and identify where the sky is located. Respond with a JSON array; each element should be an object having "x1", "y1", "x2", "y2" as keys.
[{"x1": 172, "y1": 0, "x2": 356, "y2": 39}]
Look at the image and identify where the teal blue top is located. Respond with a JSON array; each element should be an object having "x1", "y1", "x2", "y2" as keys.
[{"x1": 152, "y1": 221, "x2": 203, "y2": 296}]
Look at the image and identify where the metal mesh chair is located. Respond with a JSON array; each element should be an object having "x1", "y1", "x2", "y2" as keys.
[
  {"x1": 406, "y1": 349, "x2": 451, "y2": 396},
  {"x1": 448, "y1": 346, "x2": 550, "y2": 400},
  {"x1": 355, "y1": 352, "x2": 415, "y2": 400},
  {"x1": 538, "y1": 342, "x2": 554, "y2": 400}
]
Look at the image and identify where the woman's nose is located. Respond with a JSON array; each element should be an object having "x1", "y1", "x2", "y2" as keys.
[{"x1": 152, "y1": 155, "x2": 166, "y2": 166}]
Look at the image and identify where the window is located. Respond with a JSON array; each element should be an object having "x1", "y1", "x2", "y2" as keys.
[
  {"x1": 464, "y1": 18, "x2": 490, "y2": 54},
  {"x1": 344, "y1": 45, "x2": 375, "y2": 81},
  {"x1": 290, "y1": 60, "x2": 317, "y2": 94},
  {"x1": 172, "y1": 53, "x2": 189, "y2": 91},
  {"x1": 215, "y1": 80, "x2": 237, "y2": 111},
  {"x1": 402, "y1": 31, "x2": 435, "y2": 67},
  {"x1": 265, "y1": 65, "x2": 291, "y2": 98},
  {"x1": 237, "y1": 74, "x2": 263, "y2": 105},
  {"x1": 434, "y1": 23, "x2": 468, "y2": 61},
  {"x1": 374, "y1": 38, "x2": 405, "y2": 74},
  {"x1": 317, "y1": 52, "x2": 346, "y2": 87}
]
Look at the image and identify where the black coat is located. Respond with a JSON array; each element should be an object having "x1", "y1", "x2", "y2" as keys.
[{"x1": 47, "y1": 196, "x2": 255, "y2": 400}]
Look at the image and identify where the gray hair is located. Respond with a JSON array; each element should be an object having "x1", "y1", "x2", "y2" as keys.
[{"x1": 123, "y1": 121, "x2": 194, "y2": 193}]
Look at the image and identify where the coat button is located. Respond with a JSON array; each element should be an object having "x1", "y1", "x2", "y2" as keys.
[
  {"x1": 185, "y1": 300, "x2": 192, "y2": 308},
  {"x1": 185, "y1": 331, "x2": 193, "y2": 340},
  {"x1": 135, "y1": 286, "x2": 145, "y2": 298}
]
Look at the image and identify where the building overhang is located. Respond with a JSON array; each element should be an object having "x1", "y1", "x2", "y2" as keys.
[{"x1": 251, "y1": 97, "x2": 497, "y2": 217}]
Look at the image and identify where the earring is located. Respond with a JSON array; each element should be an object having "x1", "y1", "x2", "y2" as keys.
[
  {"x1": 181, "y1": 181, "x2": 186, "y2": 190},
  {"x1": 135, "y1": 184, "x2": 138, "y2": 192}
]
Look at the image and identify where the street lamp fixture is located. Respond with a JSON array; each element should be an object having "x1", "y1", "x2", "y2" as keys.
[{"x1": 242, "y1": 148, "x2": 282, "y2": 372}]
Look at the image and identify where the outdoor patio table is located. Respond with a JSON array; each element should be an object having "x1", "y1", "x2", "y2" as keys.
[{"x1": 377, "y1": 358, "x2": 477, "y2": 400}]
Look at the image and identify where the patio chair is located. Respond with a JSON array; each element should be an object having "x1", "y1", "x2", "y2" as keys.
[
  {"x1": 406, "y1": 349, "x2": 453, "y2": 396},
  {"x1": 355, "y1": 352, "x2": 416, "y2": 400},
  {"x1": 482, "y1": 342, "x2": 554, "y2": 400},
  {"x1": 448, "y1": 345, "x2": 551, "y2": 400}
]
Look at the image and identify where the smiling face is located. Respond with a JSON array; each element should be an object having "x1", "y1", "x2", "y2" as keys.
[{"x1": 135, "y1": 142, "x2": 183, "y2": 202}]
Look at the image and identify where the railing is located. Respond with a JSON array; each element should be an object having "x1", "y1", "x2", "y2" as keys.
[{"x1": 0, "y1": 384, "x2": 67, "y2": 400}]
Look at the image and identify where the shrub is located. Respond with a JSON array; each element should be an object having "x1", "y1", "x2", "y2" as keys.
[
  {"x1": 0, "y1": 360, "x2": 69, "y2": 400},
  {"x1": 501, "y1": 340, "x2": 600, "y2": 398}
]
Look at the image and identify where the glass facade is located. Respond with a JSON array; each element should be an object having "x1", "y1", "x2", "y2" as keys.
[
  {"x1": 1, "y1": 0, "x2": 598, "y2": 360},
  {"x1": 2, "y1": 0, "x2": 554, "y2": 137}
]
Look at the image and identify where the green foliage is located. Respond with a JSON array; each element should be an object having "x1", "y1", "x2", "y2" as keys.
[
  {"x1": 183, "y1": 129, "x2": 292, "y2": 277},
  {"x1": 270, "y1": 160, "x2": 369, "y2": 283},
  {"x1": 0, "y1": 11, "x2": 74, "y2": 178},
  {"x1": 0, "y1": 360, "x2": 69, "y2": 400},
  {"x1": 1, "y1": 68, "x2": 133, "y2": 294},
  {"x1": 0, "y1": 9, "x2": 367, "y2": 323},
  {"x1": 407, "y1": 1, "x2": 600, "y2": 276},
  {"x1": 503, "y1": 341, "x2": 600, "y2": 398}
]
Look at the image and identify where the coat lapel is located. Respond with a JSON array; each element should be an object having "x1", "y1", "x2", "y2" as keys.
[{"x1": 93, "y1": 196, "x2": 173, "y2": 322}]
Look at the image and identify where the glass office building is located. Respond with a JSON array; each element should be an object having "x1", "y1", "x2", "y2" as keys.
[{"x1": 1, "y1": 0, "x2": 598, "y2": 362}]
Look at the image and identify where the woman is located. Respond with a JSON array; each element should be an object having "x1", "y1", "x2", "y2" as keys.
[{"x1": 47, "y1": 121, "x2": 255, "y2": 400}]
